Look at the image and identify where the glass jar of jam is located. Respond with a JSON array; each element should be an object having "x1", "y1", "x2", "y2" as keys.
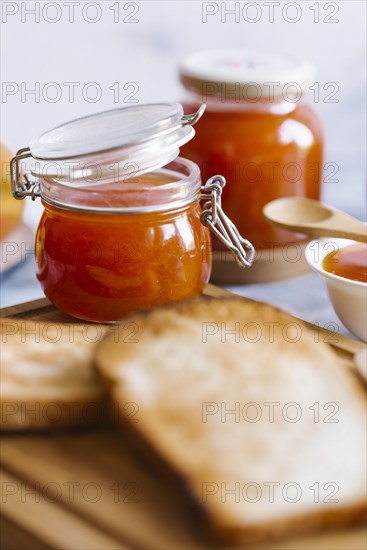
[
  {"x1": 10, "y1": 103, "x2": 254, "y2": 322},
  {"x1": 180, "y1": 50, "x2": 324, "y2": 283}
]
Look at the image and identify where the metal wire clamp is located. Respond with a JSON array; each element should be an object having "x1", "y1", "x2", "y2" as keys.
[
  {"x1": 10, "y1": 147, "x2": 40, "y2": 201},
  {"x1": 200, "y1": 175, "x2": 255, "y2": 268}
]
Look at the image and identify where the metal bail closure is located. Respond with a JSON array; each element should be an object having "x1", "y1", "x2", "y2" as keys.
[
  {"x1": 200, "y1": 175, "x2": 255, "y2": 268},
  {"x1": 10, "y1": 147, "x2": 40, "y2": 201}
]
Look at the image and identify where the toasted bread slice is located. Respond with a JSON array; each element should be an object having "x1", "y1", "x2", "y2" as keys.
[
  {"x1": 1, "y1": 318, "x2": 108, "y2": 430},
  {"x1": 96, "y1": 297, "x2": 367, "y2": 544}
]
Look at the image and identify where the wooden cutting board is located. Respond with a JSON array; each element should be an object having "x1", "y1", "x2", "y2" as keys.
[{"x1": 1, "y1": 286, "x2": 366, "y2": 550}]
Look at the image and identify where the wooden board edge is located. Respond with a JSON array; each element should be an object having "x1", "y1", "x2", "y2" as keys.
[
  {"x1": 1, "y1": 285, "x2": 365, "y2": 359},
  {"x1": 205, "y1": 284, "x2": 366, "y2": 359},
  {"x1": 0, "y1": 298, "x2": 53, "y2": 318}
]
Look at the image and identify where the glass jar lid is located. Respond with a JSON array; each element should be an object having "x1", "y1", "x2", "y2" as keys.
[
  {"x1": 180, "y1": 49, "x2": 315, "y2": 101},
  {"x1": 26, "y1": 103, "x2": 206, "y2": 185},
  {"x1": 10, "y1": 104, "x2": 255, "y2": 269}
]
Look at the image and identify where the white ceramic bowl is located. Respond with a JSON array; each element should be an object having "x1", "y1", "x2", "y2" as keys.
[{"x1": 305, "y1": 238, "x2": 367, "y2": 342}]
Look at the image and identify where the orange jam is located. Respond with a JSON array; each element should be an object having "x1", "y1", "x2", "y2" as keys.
[
  {"x1": 182, "y1": 100, "x2": 323, "y2": 249},
  {"x1": 322, "y1": 244, "x2": 367, "y2": 283},
  {"x1": 35, "y1": 163, "x2": 211, "y2": 322}
]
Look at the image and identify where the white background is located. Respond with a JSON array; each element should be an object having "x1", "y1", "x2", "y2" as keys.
[{"x1": 1, "y1": 0, "x2": 366, "y2": 224}]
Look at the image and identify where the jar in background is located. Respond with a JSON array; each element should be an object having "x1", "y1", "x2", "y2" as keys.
[
  {"x1": 180, "y1": 50, "x2": 324, "y2": 283},
  {"x1": 11, "y1": 104, "x2": 254, "y2": 321}
]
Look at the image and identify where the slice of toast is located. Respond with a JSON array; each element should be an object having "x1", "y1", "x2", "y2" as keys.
[
  {"x1": 1, "y1": 318, "x2": 108, "y2": 430},
  {"x1": 96, "y1": 297, "x2": 367, "y2": 544}
]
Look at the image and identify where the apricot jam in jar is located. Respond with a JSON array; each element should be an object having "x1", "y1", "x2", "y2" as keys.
[
  {"x1": 180, "y1": 50, "x2": 324, "y2": 283},
  {"x1": 11, "y1": 104, "x2": 254, "y2": 322}
]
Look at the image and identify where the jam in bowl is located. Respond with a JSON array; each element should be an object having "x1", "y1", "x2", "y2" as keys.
[{"x1": 305, "y1": 238, "x2": 367, "y2": 342}]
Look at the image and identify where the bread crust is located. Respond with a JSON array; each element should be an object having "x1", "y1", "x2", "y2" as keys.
[
  {"x1": 1, "y1": 317, "x2": 108, "y2": 430},
  {"x1": 110, "y1": 386, "x2": 366, "y2": 545},
  {"x1": 96, "y1": 296, "x2": 367, "y2": 544}
]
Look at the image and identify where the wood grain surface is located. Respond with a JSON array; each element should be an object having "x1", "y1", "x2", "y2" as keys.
[{"x1": 1, "y1": 285, "x2": 366, "y2": 550}]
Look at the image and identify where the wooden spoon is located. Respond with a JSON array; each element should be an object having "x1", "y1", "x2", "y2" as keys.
[{"x1": 263, "y1": 197, "x2": 367, "y2": 242}]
